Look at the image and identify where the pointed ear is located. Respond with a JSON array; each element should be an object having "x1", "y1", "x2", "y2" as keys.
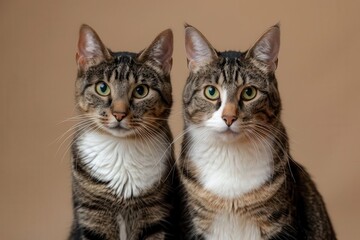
[
  {"x1": 76, "y1": 24, "x2": 111, "y2": 70},
  {"x1": 246, "y1": 24, "x2": 280, "y2": 72},
  {"x1": 185, "y1": 24, "x2": 218, "y2": 72},
  {"x1": 138, "y1": 29, "x2": 173, "y2": 75}
]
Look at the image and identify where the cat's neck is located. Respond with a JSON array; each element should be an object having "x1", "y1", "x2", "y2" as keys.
[
  {"x1": 76, "y1": 130, "x2": 170, "y2": 199},
  {"x1": 187, "y1": 127, "x2": 274, "y2": 199}
]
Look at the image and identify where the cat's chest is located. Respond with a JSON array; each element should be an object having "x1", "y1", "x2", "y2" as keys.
[
  {"x1": 77, "y1": 131, "x2": 168, "y2": 199},
  {"x1": 206, "y1": 213, "x2": 262, "y2": 240},
  {"x1": 189, "y1": 133, "x2": 273, "y2": 198}
]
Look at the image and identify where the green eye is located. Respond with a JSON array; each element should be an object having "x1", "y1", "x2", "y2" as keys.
[
  {"x1": 241, "y1": 86, "x2": 257, "y2": 101},
  {"x1": 95, "y1": 82, "x2": 111, "y2": 96},
  {"x1": 133, "y1": 84, "x2": 149, "y2": 99},
  {"x1": 204, "y1": 85, "x2": 220, "y2": 100}
]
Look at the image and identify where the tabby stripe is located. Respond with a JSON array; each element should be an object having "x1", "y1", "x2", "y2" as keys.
[
  {"x1": 221, "y1": 68, "x2": 227, "y2": 83},
  {"x1": 82, "y1": 227, "x2": 106, "y2": 240},
  {"x1": 138, "y1": 221, "x2": 166, "y2": 239},
  {"x1": 81, "y1": 83, "x2": 93, "y2": 95},
  {"x1": 234, "y1": 69, "x2": 239, "y2": 84},
  {"x1": 77, "y1": 199, "x2": 112, "y2": 212},
  {"x1": 179, "y1": 165, "x2": 198, "y2": 184},
  {"x1": 125, "y1": 69, "x2": 130, "y2": 80},
  {"x1": 191, "y1": 194, "x2": 216, "y2": 215},
  {"x1": 72, "y1": 157, "x2": 109, "y2": 186},
  {"x1": 153, "y1": 88, "x2": 171, "y2": 106},
  {"x1": 114, "y1": 68, "x2": 119, "y2": 80}
]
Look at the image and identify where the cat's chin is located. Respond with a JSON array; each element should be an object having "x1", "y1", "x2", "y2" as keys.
[
  {"x1": 215, "y1": 128, "x2": 244, "y2": 143},
  {"x1": 101, "y1": 125, "x2": 134, "y2": 138},
  {"x1": 107, "y1": 129, "x2": 134, "y2": 138}
]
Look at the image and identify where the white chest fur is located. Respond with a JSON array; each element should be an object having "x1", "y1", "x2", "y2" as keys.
[
  {"x1": 189, "y1": 129, "x2": 271, "y2": 239},
  {"x1": 189, "y1": 129, "x2": 273, "y2": 199},
  {"x1": 206, "y1": 213, "x2": 262, "y2": 240},
  {"x1": 77, "y1": 131, "x2": 168, "y2": 199}
]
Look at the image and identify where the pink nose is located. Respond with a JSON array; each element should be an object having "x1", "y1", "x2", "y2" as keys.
[
  {"x1": 222, "y1": 115, "x2": 237, "y2": 127},
  {"x1": 112, "y1": 112, "x2": 127, "y2": 122}
]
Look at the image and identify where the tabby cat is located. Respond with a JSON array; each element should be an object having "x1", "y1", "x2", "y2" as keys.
[
  {"x1": 69, "y1": 24, "x2": 178, "y2": 240},
  {"x1": 178, "y1": 24, "x2": 336, "y2": 239}
]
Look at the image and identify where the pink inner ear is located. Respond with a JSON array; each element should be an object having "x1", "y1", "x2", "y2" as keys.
[
  {"x1": 185, "y1": 26, "x2": 217, "y2": 71},
  {"x1": 185, "y1": 33, "x2": 195, "y2": 60},
  {"x1": 185, "y1": 28, "x2": 202, "y2": 63},
  {"x1": 76, "y1": 25, "x2": 110, "y2": 69},
  {"x1": 139, "y1": 29, "x2": 173, "y2": 73},
  {"x1": 249, "y1": 25, "x2": 280, "y2": 71},
  {"x1": 76, "y1": 52, "x2": 88, "y2": 68},
  {"x1": 162, "y1": 57, "x2": 172, "y2": 74},
  {"x1": 157, "y1": 37, "x2": 173, "y2": 65}
]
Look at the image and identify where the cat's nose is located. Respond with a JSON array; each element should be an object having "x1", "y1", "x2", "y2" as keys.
[
  {"x1": 222, "y1": 115, "x2": 237, "y2": 127},
  {"x1": 112, "y1": 112, "x2": 127, "y2": 122}
]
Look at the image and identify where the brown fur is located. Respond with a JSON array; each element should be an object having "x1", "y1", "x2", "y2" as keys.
[
  {"x1": 69, "y1": 25, "x2": 179, "y2": 240},
  {"x1": 178, "y1": 24, "x2": 336, "y2": 239}
]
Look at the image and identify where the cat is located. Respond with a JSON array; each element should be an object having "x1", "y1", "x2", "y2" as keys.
[
  {"x1": 69, "y1": 24, "x2": 179, "y2": 240},
  {"x1": 177, "y1": 24, "x2": 336, "y2": 239}
]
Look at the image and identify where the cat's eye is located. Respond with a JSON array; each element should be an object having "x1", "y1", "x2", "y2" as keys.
[
  {"x1": 204, "y1": 85, "x2": 220, "y2": 100},
  {"x1": 241, "y1": 86, "x2": 257, "y2": 101},
  {"x1": 95, "y1": 82, "x2": 111, "y2": 96},
  {"x1": 133, "y1": 84, "x2": 149, "y2": 99}
]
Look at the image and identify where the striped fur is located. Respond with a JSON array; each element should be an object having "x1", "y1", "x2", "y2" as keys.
[
  {"x1": 178, "y1": 24, "x2": 336, "y2": 239},
  {"x1": 69, "y1": 25, "x2": 179, "y2": 240}
]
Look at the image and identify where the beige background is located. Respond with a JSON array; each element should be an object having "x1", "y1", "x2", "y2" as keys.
[{"x1": 1, "y1": 0, "x2": 359, "y2": 239}]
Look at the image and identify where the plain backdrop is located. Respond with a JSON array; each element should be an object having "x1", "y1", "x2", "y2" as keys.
[{"x1": 1, "y1": 0, "x2": 359, "y2": 239}]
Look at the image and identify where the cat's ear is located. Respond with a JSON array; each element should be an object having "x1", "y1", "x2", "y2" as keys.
[
  {"x1": 185, "y1": 24, "x2": 218, "y2": 72},
  {"x1": 76, "y1": 24, "x2": 111, "y2": 70},
  {"x1": 246, "y1": 24, "x2": 280, "y2": 72},
  {"x1": 137, "y1": 29, "x2": 173, "y2": 75}
]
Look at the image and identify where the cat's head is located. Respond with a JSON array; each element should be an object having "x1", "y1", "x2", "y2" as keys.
[
  {"x1": 183, "y1": 24, "x2": 282, "y2": 142},
  {"x1": 75, "y1": 24, "x2": 173, "y2": 138}
]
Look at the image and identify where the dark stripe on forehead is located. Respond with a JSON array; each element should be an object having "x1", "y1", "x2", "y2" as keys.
[
  {"x1": 221, "y1": 68, "x2": 227, "y2": 83},
  {"x1": 114, "y1": 69, "x2": 119, "y2": 80},
  {"x1": 125, "y1": 69, "x2": 130, "y2": 80},
  {"x1": 218, "y1": 51, "x2": 244, "y2": 85},
  {"x1": 105, "y1": 67, "x2": 113, "y2": 81},
  {"x1": 234, "y1": 68, "x2": 239, "y2": 83},
  {"x1": 115, "y1": 56, "x2": 133, "y2": 81}
]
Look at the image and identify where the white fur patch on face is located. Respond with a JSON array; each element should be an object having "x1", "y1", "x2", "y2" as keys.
[
  {"x1": 203, "y1": 90, "x2": 229, "y2": 132},
  {"x1": 206, "y1": 213, "x2": 261, "y2": 240},
  {"x1": 78, "y1": 131, "x2": 169, "y2": 199},
  {"x1": 203, "y1": 90, "x2": 240, "y2": 142}
]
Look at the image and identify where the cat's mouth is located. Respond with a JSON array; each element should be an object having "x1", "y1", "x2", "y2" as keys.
[
  {"x1": 222, "y1": 128, "x2": 239, "y2": 136},
  {"x1": 109, "y1": 125, "x2": 124, "y2": 130},
  {"x1": 216, "y1": 125, "x2": 239, "y2": 134},
  {"x1": 215, "y1": 127, "x2": 244, "y2": 142},
  {"x1": 107, "y1": 123, "x2": 129, "y2": 131},
  {"x1": 103, "y1": 121, "x2": 132, "y2": 133}
]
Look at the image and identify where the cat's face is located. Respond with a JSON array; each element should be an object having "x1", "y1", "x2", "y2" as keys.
[
  {"x1": 75, "y1": 25, "x2": 173, "y2": 138},
  {"x1": 183, "y1": 25, "x2": 281, "y2": 143}
]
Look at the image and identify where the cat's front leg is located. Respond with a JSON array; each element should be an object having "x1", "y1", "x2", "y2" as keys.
[
  {"x1": 70, "y1": 205, "x2": 120, "y2": 240},
  {"x1": 144, "y1": 232, "x2": 166, "y2": 240}
]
